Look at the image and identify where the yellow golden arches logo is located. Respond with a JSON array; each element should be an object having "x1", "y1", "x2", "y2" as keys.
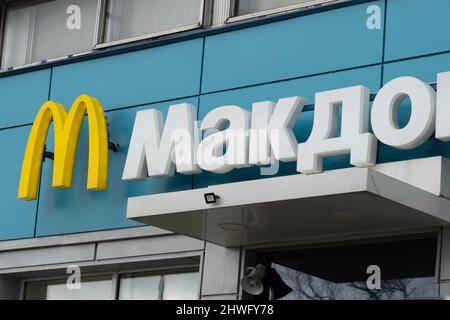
[{"x1": 18, "y1": 95, "x2": 109, "y2": 201}]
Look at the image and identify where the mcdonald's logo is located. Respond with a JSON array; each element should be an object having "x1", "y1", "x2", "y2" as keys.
[{"x1": 18, "y1": 95, "x2": 109, "y2": 201}]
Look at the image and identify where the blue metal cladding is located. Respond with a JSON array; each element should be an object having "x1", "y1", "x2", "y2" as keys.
[
  {"x1": 2, "y1": 0, "x2": 450, "y2": 239},
  {"x1": 50, "y1": 39, "x2": 204, "y2": 110},
  {"x1": 0, "y1": 69, "x2": 51, "y2": 129},
  {"x1": 0, "y1": 68, "x2": 51, "y2": 240},
  {"x1": 383, "y1": 53, "x2": 450, "y2": 84},
  {"x1": 0, "y1": 126, "x2": 38, "y2": 240},
  {"x1": 384, "y1": 0, "x2": 450, "y2": 62},
  {"x1": 201, "y1": 0, "x2": 385, "y2": 93}
]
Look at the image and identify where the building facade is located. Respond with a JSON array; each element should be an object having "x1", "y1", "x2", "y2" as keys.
[{"x1": 1, "y1": 0, "x2": 450, "y2": 300}]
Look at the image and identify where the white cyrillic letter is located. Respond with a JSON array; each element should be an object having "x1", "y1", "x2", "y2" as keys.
[
  {"x1": 197, "y1": 106, "x2": 250, "y2": 174},
  {"x1": 371, "y1": 77, "x2": 436, "y2": 149},
  {"x1": 122, "y1": 103, "x2": 200, "y2": 180},
  {"x1": 249, "y1": 96, "x2": 304, "y2": 165},
  {"x1": 436, "y1": 71, "x2": 450, "y2": 141},
  {"x1": 297, "y1": 86, "x2": 376, "y2": 174}
]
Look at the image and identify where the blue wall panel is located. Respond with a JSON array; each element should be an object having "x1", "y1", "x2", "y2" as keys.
[
  {"x1": 0, "y1": 69, "x2": 51, "y2": 129},
  {"x1": 35, "y1": 98, "x2": 198, "y2": 236},
  {"x1": 385, "y1": 0, "x2": 450, "y2": 62},
  {"x1": 201, "y1": 1, "x2": 384, "y2": 93},
  {"x1": 194, "y1": 65, "x2": 381, "y2": 188},
  {"x1": 383, "y1": 52, "x2": 450, "y2": 84},
  {"x1": 0, "y1": 126, "x2": 37, "y2": 240},
  {"x1": 50, "y1": 39, "x2": 203, "y2": 111}
]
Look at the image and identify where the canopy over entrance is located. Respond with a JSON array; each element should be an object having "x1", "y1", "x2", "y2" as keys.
[{"x1": 127, "y1": 157, "x2": 450, "y2": 247}]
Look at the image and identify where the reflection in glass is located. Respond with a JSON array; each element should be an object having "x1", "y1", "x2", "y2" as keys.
[
  {"x1": 45, "y1": 276, "x2": 112, "y2": 300},
  {"x1": 162, "y1": 272, "x2": 200, "y2": 300},
  {"x1": 2, "y1": 0, "x2": 99, "y2": 69},
  {"x1": 272, "y1": 263, "x2": 436, "y2": 300},
  {"x1": 118, "y1": 271, "x2": 200, "y2": 300},
  {"x1": 119, "y1": 275, "x2": 162, "y2": 300},
  {"x1": 105, "y1": 0, "x2": 203, "y2": 43},
  {"x1": 264, "y1": 238, "x2": 437, "y2": 300}
]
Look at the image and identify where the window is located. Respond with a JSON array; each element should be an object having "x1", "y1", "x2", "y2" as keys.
[
  {"x1": 234, "y1": 0, "x2": 338, "y2": 18},
  {"x1": 103, "y1": 0, "x2": 204, "y2": 45},
  {"x1": 254, "y1": 238, "x2": 438, "y2": 300},
  {"x1": 24, "y1": 275, "x2": 113, "y2": 300},
  {"x1": 1, "y1": 0, "x2": 100, "y2": 69},
  {"x1": 23, "y1": 269, "x2": 200, "y2": 300},
  {"x1": 0, "y1": 0, "x2": 205, "y2": 69},
  {"x1": 0, "y1": 0, "x2": 338, "y2": 69},
  {"x1": 119, "y1": 271, "x2": 199, "y2": 300}
]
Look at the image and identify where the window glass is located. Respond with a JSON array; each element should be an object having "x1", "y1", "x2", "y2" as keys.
[
  {"x1": 162, "y1": 272, "x2": 200, "y2": 300},
  {"x1": 24, "y1": 276, "x2": 113, "y2": 300},
  {"x1": 237, "y1": 0, "x2": 319, "y2": 16},
  {"x1": 118, "y1": 271, "x2": 200, "y2": 300},
  {"x1": 119, "y1": 274, "x2": 162, "y2": 300},
  {"x1": 25, "y1": 269, "x2": 200, "y2": 300},
  {"x1": 264, "y1": 238, "x2": 437, "y2": 300},
  {"x1": 272, "y1": 264, "x2": 435, "y2": 300},
  {"x1": 2, "y1": 0, "x2": 99, "y2": 69},
  {"x1": 104, "y1": 0, "x2": 203, "y2": 43}
]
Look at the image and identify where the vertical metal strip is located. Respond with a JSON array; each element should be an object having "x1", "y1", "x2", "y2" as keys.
[
  {"x1": 0, "y1": 1, "x2": 7, "y2": 69},
  {"x1": 111, "y1": 272, "x2": 119, "y2": 300},
  {"x1": 93, "y1": 0, "x2": 107, "y2": 47}
]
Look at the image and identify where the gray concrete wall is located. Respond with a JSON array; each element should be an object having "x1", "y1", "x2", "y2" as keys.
[
  {"x1": 0, "y1": 226, "x2": 244, "y2": 300},
  {"x1": 200, "y1": 243, "x2": 242, "y2": 300},
  {"x1": 0, "y1": 226, "x2": 205, "y2": 299}
]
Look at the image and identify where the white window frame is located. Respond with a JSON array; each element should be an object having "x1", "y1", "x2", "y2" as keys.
[
  {"x1": 0, "y1": 0, "x2": 208, "y2": 69},
  {"x1": 226, "y1": 0, "x2": 347, "y2": 24},
  {"x1": 0, "y1": 0, "x2": 350, "y2": 70},
  {"x1": 94, "y1": 0, "x2": 207, "y2": 50},
  {"x1": 21, "y1": 264, "x2": 200, "y2": 300}
]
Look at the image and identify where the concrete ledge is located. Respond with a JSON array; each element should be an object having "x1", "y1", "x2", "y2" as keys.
[
  {"x1": 0, "y1": 226, "x2": 170, "y2": 252},
  {"x1": 96, "y1": 234, "x2": 204, "y2": 260},
  {"x1": 0, "y1": 244, "x2": 95, "y2": 270},
  {"x1": 127, "y1": 157, "x2": 450, "y2": 247}
]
